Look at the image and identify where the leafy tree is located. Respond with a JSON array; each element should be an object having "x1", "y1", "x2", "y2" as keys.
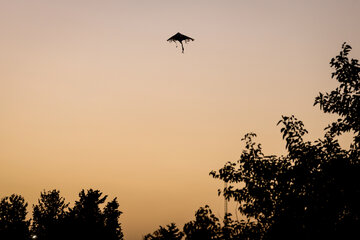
[
  {"x1": 66, "y1": 189, "x2": 123, "y2": 240},
  {"x1": 183, "y1": 205, "x2": 221, "y2": 240},
  {"x1": 0, "y1": 194, "x2": 30, "y2": 240},
  {"x1": 221, "y1": 213, "x2": 261, "y2": 240},
  {"x1": 31, "y1": 190, "x2": 69, "y2": 240},
  {"x1": 313, "y1": 42, "x2": 360, "y2": 238},
  {"x1": 103, "y1": 198, "x2": 124, "y2": 240},
  {"x1": 314, "y1": 42, "x2": 360, "y2": 141},
  {"x1": 144, "y1": 223, "x2": 183, "y2": 240},
  {"x1": 210, "y1": 43, "x2": 360, "y2": 239},
  {"x1": 0, "y1": 189, "x2": 123, "y2": 240}
]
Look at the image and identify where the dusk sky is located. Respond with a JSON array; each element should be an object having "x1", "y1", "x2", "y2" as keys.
[{"x1": 1, "y1": 1, "x2": 359, "y2": 239}]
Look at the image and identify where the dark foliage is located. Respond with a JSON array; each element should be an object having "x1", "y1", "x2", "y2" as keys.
[
  {"x1": 144, "y1": 223, "x2": 183, "y2": 240},
  {"x1": 210, "y1": 43, "x2": 360, "y2": 239},
  {"x1": 221, "y1": 213, "x2": 260, "y2": 240},
  {"x1": 32, "y1": 190, "x2": 69, "y2": 240},
  {"x1": 144, "y1": 206, "x2": 263, "y2": 240},
  {"x1": 66, "y1": 189, "x2": 108, "y2": 239},
  {"x1": 0, "y1": 194, "x2": 30, "y2": 240},
  {"x1": 183, "y1": 205, "x2": 221, "y2": 240},
  {"x1": 103, "y1": 198, "x2": 124, "y2": 240},
  {"x1": 64, "y1": 189, "x2": 124, "y2": 240},
  {"x1": 314, "y1": 43, "x2": 360, "y2": 141},
  {"x1": 0, "y1": 189, "x2": 123, "y2": 240}
]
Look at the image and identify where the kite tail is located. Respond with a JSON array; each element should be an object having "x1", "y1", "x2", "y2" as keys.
[{"x1": 180, "y1": 42, "x2": 184, "y2": 53}]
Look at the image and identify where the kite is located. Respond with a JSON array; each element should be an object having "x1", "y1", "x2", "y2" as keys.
[{"x1": 167, "y1": 32, "x2": 194, "y2": 53}]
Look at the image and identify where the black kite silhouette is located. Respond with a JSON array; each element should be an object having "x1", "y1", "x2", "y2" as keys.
[{"x1": 167, "y1": 32, "x2": 194, "y2": 53}]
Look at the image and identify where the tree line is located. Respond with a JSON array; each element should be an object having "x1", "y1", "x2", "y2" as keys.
[
  {"x1": 1, "y1": 43, "x2": 359, "y2": 239},
  {"x1": 144, "y1": 43, "x2": 360, "y2": 239},
  {"x1": 0, "y1": 189, "x2": 123, "y2": 240}
]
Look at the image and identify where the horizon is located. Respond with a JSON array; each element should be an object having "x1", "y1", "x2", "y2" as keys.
[{"x1": 1, "y1": 1, "x2": 360, "y2": 239}]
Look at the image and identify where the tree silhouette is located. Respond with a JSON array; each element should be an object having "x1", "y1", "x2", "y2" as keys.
[
  {"x1": 0, "y1": 194, "x2": 30, "y2": 240},
  {"x1": 210, "y1": 43, "x2": 360, "y2": 239},
  {"x1": 144, "y1": 206, "x2": 264, "y2": 240},
  {"x1": 31, "y1": 190, "x2": 69, "y2": 240},
  {"x1": 144, "y1": 223, "x2": 183, "y2": 240},
  {"x1": 0, "y1": 189, "x2": 124, "y2": 240},
  {"x1": 66, "y1": 189, "x2": 124, "y2": 240},
  {"x1": 0, "y1": 188, "x2": 126, "y2": 240},
  {"x1": 103, "y1": 198, "x2": 124, "y2": 240},
  {"x1": 183, "y1": 205, "x2": 221, "y2": 240},
  {"x1": 221, "y1": 213, "x2": 261, "y2": 240},
  {"x1": 70, "y1": 189, "x2": 107, "y2": 238},
  {"x1": 315, "y1": 43, "x2": 360, "y2": 141}
]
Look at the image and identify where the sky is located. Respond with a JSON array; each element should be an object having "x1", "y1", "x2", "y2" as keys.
[{"x1": 0, "y1": 0, "x2": 359, "y2": 239}]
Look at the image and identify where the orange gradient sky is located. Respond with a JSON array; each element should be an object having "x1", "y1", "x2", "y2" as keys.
[{"x1": 1, "y1": 1, "x2": 360, "y2": 239}]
